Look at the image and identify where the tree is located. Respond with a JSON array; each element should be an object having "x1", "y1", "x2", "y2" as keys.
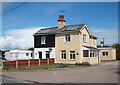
[{"x1": 28, "y1": 47, "x2": 34, "y2": 51}]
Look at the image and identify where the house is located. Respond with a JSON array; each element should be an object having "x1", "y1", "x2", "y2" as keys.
[
  {"x1": 0, "y1": 50, "x2": 6, "y2": 60},
  {"x1": 0, "y1": 50, "x2": 2, "y2": 59},
  {"x1": 33, "y1": 15, "x2": 100, "y2": 64},
  {"x1": 98, "y1": 47, "x2": 116, "y2": 61},
  {"x1": 5, "y1": 50, "x2": 33, "y2": 61}
]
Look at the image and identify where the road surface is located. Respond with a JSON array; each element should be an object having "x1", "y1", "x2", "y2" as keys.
[{"x1": 2, "y1": 61, "x2": 119, "y2": 83}]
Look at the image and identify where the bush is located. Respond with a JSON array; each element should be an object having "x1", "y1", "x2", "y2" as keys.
[
  {"x1": 82, "y1": 62, "x2": 90, "y2": 66},
  {"x1": 59, "y1": 64, "x2": 68, "y2": 68},
  {"x1": 75, "y1": 63, "x2": 82, "y2": 65},
  {"x1": 3, "y1": 63, "x2": 10, "y2": 70}
]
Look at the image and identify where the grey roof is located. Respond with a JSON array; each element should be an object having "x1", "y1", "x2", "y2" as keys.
[{"x1": 33, "y1": 24, "x2": 85, "y2": 36}]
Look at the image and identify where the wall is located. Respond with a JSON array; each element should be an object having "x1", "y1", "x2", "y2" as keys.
[
  {"x1": 55, "y1": 32, "x2": 82, "y2": 64},
  {"x1": 34, "y1": 48, "x2": 55, "y2": 59},
  {"x1": 80, "y1": 26, "x2": 97, "y2": 48},
  {"x1": 100, "y1": 49, "x2": 116, "y2": 61},
  {"x1": 90, "y1": 38, "x2": 97, "y2": 48},
  {"x1": 34, "y1": 34, "x2": 55, "y2": 48},
  {"x1": 82, "y1": 57, "x2": 98, "y2": 64},
  {"x1": 5, "y1": 51, "x2": 32, "y2": 61},
  {"x1": 55, "y1": 26, "x2": 98, "y2": 64}
]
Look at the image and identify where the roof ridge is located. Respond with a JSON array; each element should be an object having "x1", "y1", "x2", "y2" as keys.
[
  {"x1": 65, "y1": 24, "x2": 85, "y2": 27},
  {"x1": 41, "y1": 27, "x2": 58, "y2": 30},
  {"x1": 41, "y1": 24, "x2": 85, "y2": 30}
]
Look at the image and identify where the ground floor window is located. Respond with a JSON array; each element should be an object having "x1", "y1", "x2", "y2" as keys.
[
  {"x1": 61, "y1": 51, "x2": 66, "y2": 59},
  {"x1": 102, "y1": 52, "x2": 108, "y2": 56},
  {"x1": 90, "y1": 50, "x2": 96, "y2": 57},
  {"x1": 46, "y1": 51, "x2": 50, "y2": 59},
  {"x1": 83, "y1": 50, "x2": 89, "y2": 57},
  {"x1": 70, "y1": 51, "x2": 75, "y2": 60}
]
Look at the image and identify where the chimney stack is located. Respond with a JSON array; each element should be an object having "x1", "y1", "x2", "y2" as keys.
[{"x1": 58, "y1": 15, "x2": 66, "y2": 28}]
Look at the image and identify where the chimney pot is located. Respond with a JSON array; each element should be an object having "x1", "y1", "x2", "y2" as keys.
[{"x1": 59, "y1": 15, "x2": 64, "y2": 20}]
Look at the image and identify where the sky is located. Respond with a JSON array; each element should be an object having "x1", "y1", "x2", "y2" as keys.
[{"x1": 1, "y1": 2, "x2": 118, "y2": 50}]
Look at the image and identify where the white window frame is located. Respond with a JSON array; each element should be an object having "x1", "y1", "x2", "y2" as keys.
[
  {"x1": 61, "y1": 51, "x2": 66, "y2": 60},
  {"x1": 69, "y1": 51, "x2": 75, "y2": 60},
  {"x1": 102, "y1": 52, "x2": 108, "y2": 56},
  {"x1": 65, "y1": 34, "x2": 70, "y2": 42},
  {"x1": 83, "y1": 34, "x2": 87, "y2": 42},
  {"x1": 41, "y1": 36, "x2": 46, "y2": 44},
  {"x1": 90, "y1": 50, "x2": 96, "y2": 58}
]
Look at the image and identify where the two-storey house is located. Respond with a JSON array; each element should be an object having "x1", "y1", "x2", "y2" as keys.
[{"x1": 33, "y1": 15, "x2": 100, "y2": 64}]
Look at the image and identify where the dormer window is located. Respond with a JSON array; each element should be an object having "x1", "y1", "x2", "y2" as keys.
[
  {"x1": 83, "y1": 34, "x2": 87, "y2": 42},
  {"x1": 65, "y1": 34, "x2": 70, "y2": 42},
  {"x1": 41, "y1": 36, "x2": 46, "y2": 44}
]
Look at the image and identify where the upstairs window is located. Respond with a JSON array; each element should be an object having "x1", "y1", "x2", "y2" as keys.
[
  {"x1": 70, "y1": 51, "x2": 75, "y2": 60},
  {"x1": 65, "y1": 34, "x2": 70, "y2": 42},
  {"x1": 102, "y1": 52, "x2": 108, "y2": 56},
  {"x1": 41, "y1": 36, "x2": 46, "y2": 44},
  {"x1": 61, "y1": 51, "x2": 66, "y2": 60},
  {"x1": 83, "y1": 34, "x2": 87, "y2": 42}
]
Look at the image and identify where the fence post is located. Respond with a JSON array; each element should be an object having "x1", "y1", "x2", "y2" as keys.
[
  {"x1": 16, "y1": 60, "x2": 18, "y2": 68},
  {"x1": 39, "y1": 59, "x2": 40, "y2": 66},
  {"x1": 47, "y1": 58, "x2": 49, "y2": 65},
  {"x1": 28, "y1": 59, "x2": 30, "y2": 67}
]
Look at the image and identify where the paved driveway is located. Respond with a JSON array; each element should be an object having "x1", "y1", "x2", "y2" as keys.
[{"x1": 2, "y1": 61, "x2": 119, "y2": 83}]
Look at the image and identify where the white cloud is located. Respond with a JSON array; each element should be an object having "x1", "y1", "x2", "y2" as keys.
[
  {"x1": 90, "y1": 27, "x2": 118, "y2": 45},
  {"x1": 0, "y1": 27, "x2": 46, "y2": 50}
]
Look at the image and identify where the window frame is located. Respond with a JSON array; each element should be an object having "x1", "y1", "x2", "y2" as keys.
[
  {"x1": 83, "y1": 50, "x2": 89, "y2": 57},
  {"x1": 41, "y1": 36, "x2": 46, "y2": 44},
  {"x1": 69, "y1": 51, "x2": 75, "y2": 60},
  {"x1": 83, "y1": 34, "x2": 87, "y2": 43},
  {"x1": 102, "y1": 52, "x2": 108, "y2": 56},
  {"x1": 61, "y1": 50, "x2": 66, "y2": 60},
  {"x1": 46, "y1": 51, "x2": 50, "y2": 59},
  {"x1": 65, "y1": 34, "x2": 70, "y2": 42},
  {"x1": 26, "y1": 53, "x2": 29, "y2": 56},
  {"x1": 90, "y1": 50, "x2": 96, "y2": 58}
]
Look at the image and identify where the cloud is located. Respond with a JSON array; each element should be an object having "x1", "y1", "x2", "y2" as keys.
[
  {"x1": 0, "y1": 26, "x2": 118, "y2": 50},
  {"x1": 0, "y1": 27, "x2": 46, "y2": 50},
  {"x1": 90, "y1": 27, "x2": 118, "y2": 45}
]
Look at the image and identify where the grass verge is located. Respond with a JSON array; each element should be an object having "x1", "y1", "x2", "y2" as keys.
[{"x1": 3, "y1": 64, "x2": 91, "y2": 71}]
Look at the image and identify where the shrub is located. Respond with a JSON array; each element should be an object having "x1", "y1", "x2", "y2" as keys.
[
  {"x1": 75, "y1": 63, "x2": 82, "y2": 65},
  {"x1": 82, "y1": 62, "x2": 90, "y2": 66},
  {"x1": 59, "y1": 64, "x2": 68, "y2": 68},
  {"x1": 3, "y1": 63, "x2": 9, "y2": 70}
]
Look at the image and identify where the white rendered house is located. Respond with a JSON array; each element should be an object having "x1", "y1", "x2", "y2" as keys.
[{"x1": 5, "y1": 50, "x2": 33, "y2": 61}]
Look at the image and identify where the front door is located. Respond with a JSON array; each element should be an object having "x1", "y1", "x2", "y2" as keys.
[{"x1": 39, "y1": 52, "x2": 42, "y2": 59}]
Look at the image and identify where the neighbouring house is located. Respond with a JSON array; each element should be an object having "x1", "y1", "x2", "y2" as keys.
[
  {"x1": 0, "y1": 50, "x2": 2, "y2": 59},
  {"x1": 98, "y1": 47, "x2": 116, "y2": 61},
  {"x1": 5, "y1": 50, "x2": 33, "y2": 61},
  {"x1": 33, "y1": 15, "x2": 100, "y2": 64},
  {"x1": 0, "y1": 50, "x2": 6, "y2": 60}
]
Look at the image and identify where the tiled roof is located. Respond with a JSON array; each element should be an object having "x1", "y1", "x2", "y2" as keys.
[{"x1": 33, "y1": 24, "x2": 85, "y2": 36}]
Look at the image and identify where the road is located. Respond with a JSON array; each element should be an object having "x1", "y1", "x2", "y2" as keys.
[{"x1": 2, "y1": 61, "x2": 119, "y2": 83}]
